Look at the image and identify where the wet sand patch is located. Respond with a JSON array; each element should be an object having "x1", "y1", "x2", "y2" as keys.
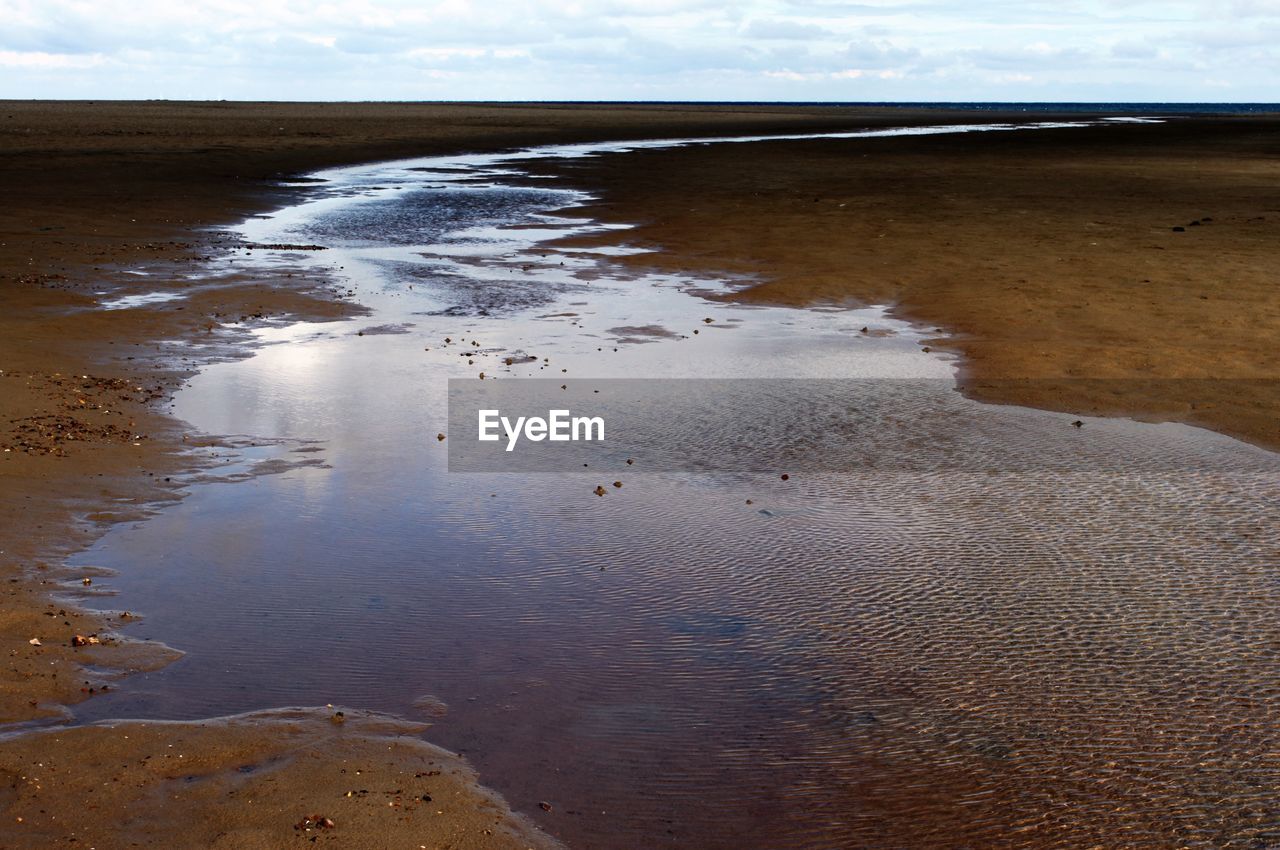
[{"x1": 606, "y1": 324, "x2": 679, "y2": 344}]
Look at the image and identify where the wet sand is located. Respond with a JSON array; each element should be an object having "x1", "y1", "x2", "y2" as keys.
[
  {"x1": 2, "y1": 101, "x2": 1278, "y2": 846},
  {"x1": 0, "y1": 707, "x2": 559, "y2": 848},
  {"x1": 0, "y1": 101, "x2": 1030, "y2": 848},
  {"x1": 538, "y1": 115, "x2": 1280, "y2": 449}
]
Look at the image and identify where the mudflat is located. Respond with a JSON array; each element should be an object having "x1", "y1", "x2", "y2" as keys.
[
  {"x1": 0, "y1": 100, "x2": 1022, "y2": 849},
  {"x1": 543, "y1": 115, "x2": 1280, "y2": 449},
  {"x1": 1, "y1": 101, "x2": 1277, "y2": 847}
]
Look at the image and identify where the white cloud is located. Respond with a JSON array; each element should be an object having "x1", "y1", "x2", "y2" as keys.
[
  {"x1": 0, "y1": 49, "x2": 107, "y2": 69},
  {"x1": 0, "y1": 0, "x2": 1275, "y2": 99},
  {"x1": 743, "y1": 18, "x2": 835, "y2": 39}
]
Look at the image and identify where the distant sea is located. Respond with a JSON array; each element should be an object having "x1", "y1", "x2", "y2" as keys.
[{"x1": 530, "y1": 101, "x2": 1279, "y2": 114}]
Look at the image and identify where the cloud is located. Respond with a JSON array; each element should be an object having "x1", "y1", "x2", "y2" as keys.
[
  {"x1": 743, "y1": 18, "x2": 835, "y2": 39},
  {"x1": 0, "y1": 0, "x2": 1276, "y2": 100},
  {"x1": 843, "y1": 39, "x2": 920, "y2": 67},
  {"x1": 0, "y1": 49, "x2": 107, "y2": 69}
]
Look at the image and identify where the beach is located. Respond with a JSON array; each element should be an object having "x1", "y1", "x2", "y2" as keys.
[
  {"x1": 541, "y1": 114, "x2": 1280, "y2": 449},
  {"x1": 2, "y1": 101, "x2": 1278, "y2": 847}
]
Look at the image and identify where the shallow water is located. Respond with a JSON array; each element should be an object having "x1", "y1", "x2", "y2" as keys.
[{"x1": 71, "y1": 123, "x2": 1280, "y2": 849}]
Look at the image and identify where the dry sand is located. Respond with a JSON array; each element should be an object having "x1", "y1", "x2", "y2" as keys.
[{"x1": 2, "y1": 101, "x2": 1277, "y2": 846}]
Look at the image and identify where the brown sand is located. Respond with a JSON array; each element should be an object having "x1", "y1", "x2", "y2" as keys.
[
  {"x1": 0, "y1": 707, "x2": 553, "y2": 848},
  {"x1": 1, "y1": 101, "x2": 1019, "y2": 848},
  {"x1": 538, "y1": 115, "x2": 1280, "y2": 449},
  {"x1": 3, "y1": 102, "x2": 1278, "y2": 846}
]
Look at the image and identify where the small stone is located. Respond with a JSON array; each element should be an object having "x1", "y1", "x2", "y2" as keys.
[
  {"x1": 436, "y1": 433, "x2": 446, "y2": 441},
  {"x1": 780, "y1": 474, "x2": 790, "y2": 481},
  {"x1": 538, "y1": 802, "x2": 553, "y2": 812},
  {"x1": 294, "y1": 814, "x2": 336, "y2": 831},
  {"x1": 593, "y1": 485, "x2": 607, "y2": 497}
]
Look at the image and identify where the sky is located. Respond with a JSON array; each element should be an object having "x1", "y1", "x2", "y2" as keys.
[{"x1": 1, "y1": 0, "x2": 1277, "y2": 102}]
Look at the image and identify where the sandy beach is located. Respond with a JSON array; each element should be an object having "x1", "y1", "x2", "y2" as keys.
[
  {"x1": 541, "y1": 114, "x2": 1280, "y2": 449},
  {"x1": 0, "y1": 101, "x2": 1029, "y2": 848},
  {"x1": 2, "y1": 101, "x2": 1278, "y2": 847}
]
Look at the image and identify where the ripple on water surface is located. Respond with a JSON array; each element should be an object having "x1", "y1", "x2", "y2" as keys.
[{"x1": 71, "y1": 122, "x2": 1280, "y2": 849}]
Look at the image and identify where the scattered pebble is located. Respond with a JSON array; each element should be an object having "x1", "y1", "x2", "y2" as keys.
[{"x1": 294, "y1": 814, "x2": 336, "y2": 832}]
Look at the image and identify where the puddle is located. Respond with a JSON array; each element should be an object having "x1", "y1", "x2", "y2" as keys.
[
  {"x1": 67, "y1": 120, "x2": 1280, "y2": 849},
  {"x1": 99, "y1": 291, "x2": 185, "y2": 310}
]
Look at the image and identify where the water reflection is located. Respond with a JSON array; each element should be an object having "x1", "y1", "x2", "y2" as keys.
[{"x1": 71, "y1": 122, "x2": 1280, "y2": 849}]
